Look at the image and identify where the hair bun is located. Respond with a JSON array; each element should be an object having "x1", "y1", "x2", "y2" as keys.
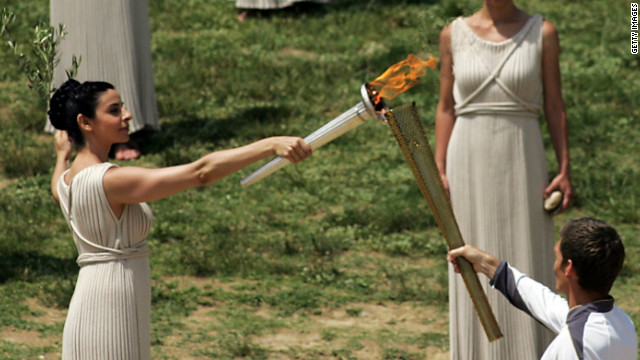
[{"x1": 48, "y1": 79, "x2": 81, "y2": 130}]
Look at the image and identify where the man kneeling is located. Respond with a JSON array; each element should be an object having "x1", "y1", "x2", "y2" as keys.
[{"x1": 448, "y1": 217, "x2": 637, "y2": 359}]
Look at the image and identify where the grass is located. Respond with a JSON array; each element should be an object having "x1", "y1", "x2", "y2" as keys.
[{"x1": 1, "y1": 0, "x2": 638, "y2": 358}]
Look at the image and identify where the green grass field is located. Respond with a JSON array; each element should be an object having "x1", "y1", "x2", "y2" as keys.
[{"x1": 1, "y1": 0, "x2": 638, "y2": 358}]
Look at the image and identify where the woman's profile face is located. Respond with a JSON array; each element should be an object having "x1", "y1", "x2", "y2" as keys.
[{"x1": 91, "y1": 89, "x2": 132, "y2": 144}]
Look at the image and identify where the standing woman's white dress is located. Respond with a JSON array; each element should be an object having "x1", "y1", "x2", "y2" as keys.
[
  {"x1": 57, "y1": 163, "x2": 153, "y2": 359},
  {"x1": 235, "y1": 0, "x2": 329, "y2": 10},
  {"x1": 446, "y1": 14, "x2": 555, "y2": 359},
  {"x1": 47, "y1": 0, "x2": 159, "y2": 133}
]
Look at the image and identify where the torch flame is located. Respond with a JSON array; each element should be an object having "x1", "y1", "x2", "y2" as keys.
[{"x1": 369, "y1": 54, "x2": 438, "y2": 103}]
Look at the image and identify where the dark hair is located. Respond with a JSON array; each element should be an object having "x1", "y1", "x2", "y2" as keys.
[
  {"x1": 560, "y1": 217, "x2": 625, "y2": 295},
  {"x1": 48, "y1": 79, "x2": 115, "y2": 146}
]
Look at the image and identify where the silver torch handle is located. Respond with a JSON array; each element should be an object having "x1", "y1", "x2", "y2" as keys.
[{"x1": 241, "y1": 100, "x2": 373, "y2": 187}]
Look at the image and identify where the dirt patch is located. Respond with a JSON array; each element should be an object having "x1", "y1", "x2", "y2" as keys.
[
  {"x1": 24, "y1": 297, "x2": 67, "y2": 325},
  {"x1": 314, "y1": 302, "x2": 445, "y2": 332},
  {"x1": 154, "y1": 275, "x2": 450, "y2": 359},
  {"x1": 0, "y1": 297, "x2": 65, "y2": 359},
  {"x1": 0, "y1": 328, "x2": 63, "y2": 359},
  {"x1": 278, "y1": 47, "x2": 318, "y2": 61},
  {"x1": 0, "y1": 178, "x2": 17, "y2": 190},
  {"x1": 156, "y1": 305, "x2": 219, "y2": 360},
  {"x1": 254, "y1": 302, "x2": 449, "y2": 358},
  {"x1": 157, "y1": 299, "x2": 450, "y2": 359},
  {"x1": 162, "y1": 275, "x2": 257, "y2": 293},
  {"x1": 154, "y1": 276, "x2": 449, "y2": 358},
  {"x1": 0, "y1": 329, "x2": 52, "y2": 347}
]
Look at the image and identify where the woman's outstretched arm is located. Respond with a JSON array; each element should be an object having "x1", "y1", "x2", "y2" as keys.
[{"x1": 103, "y1": 136, "x2": 312, "y2": 208}]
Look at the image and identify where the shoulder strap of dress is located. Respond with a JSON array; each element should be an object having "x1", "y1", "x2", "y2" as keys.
[
  {"x1": 67, "y1": 162, "x2": 116, "y2": 229},
  {"x1": 450, "y1": 17, "x2": 466, "y2": 53}
]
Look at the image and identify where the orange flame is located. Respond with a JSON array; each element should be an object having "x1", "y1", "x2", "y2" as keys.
[{"x1": 369, "y1": 54, "x2": 439, "y2": 103}]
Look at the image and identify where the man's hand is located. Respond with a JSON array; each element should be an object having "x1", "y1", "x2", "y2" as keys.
[{"x1": 448, "y1": 245, "x2": 501, "y2": 279}]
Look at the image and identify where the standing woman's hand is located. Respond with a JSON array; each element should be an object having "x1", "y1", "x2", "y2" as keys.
[
  {"x1": 545, "y1": 173, "x2": 573, "y2": 214},
  {"x1": 272, "y1": 137, "x2": 312, "y2": 164},
  {"x1": 440, "y1": 171, "x2": 451, "y2": 199}
]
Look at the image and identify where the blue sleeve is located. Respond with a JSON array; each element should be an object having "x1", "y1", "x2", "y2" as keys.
[{"x1": 490, "y1": 261, "x2": 533, "y2": 316}]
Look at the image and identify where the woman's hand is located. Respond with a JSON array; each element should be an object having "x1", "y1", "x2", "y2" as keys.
[
  {"x1": 439, "y1": 171, "x2": 451, "y2": 199},
  {"x1": 544, "y1": 173, "x2": 573, "y2": 214},
  {"x1": 272, "y1": 136, "x2": 312, "y2": 164},
  {"x1": 54, "y1": 130, "x2": 73, "y2": 160},
  {"x1": 51, "y1": 130, "x2": 73, "y2": 206}
]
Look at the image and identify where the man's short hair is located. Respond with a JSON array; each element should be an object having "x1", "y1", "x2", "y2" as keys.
[{"x1": 560, "y1": 218, "x2": 625, "y2": 295}]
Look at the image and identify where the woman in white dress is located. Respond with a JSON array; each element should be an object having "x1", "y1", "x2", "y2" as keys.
[
  {"x1": 50, "y1": 79, "x2": 312, "y2": 359},
  {"x1": 236, "y1": 0, "x2": 329, "y2": 10},
  {"x1": 434, "y1": 0, "x2": 573, "y2": 358},
  {"x1": 235, "y1": 0, "x2": 330, "y2": 21}
]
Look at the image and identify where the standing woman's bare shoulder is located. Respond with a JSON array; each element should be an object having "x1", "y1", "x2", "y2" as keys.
[
  {"x1": 541, "y1": 19, "x2": 562, "y2": 87},
  {"x1": 541, "y1": 19, "x2": 560, "y2": 52},
  {"x1": 439, "y1": 23, "x2": 453, "y2": 54},
  {"x1": 437, "y1": 23, "x2": 456, "y2": 103},
  {"x1": 439, "y1": 23, "x2": 454, "y2": 79}
]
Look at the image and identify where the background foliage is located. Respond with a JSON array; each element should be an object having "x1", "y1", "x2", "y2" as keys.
[{"x1": 0, "y1": 0, "x2": 638, "y2": 358}]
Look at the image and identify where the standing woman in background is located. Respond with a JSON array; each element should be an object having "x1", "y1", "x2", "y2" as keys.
[
  {"x1": 235, "y1": 0, "x2": 330, "y2": 21},
  {"x1": 49, "y1": 79, "x2": 311, "y2": 359},
  {"x1": 47, "y1": 0, "x2": 159, "y2": 160},
  {"x1": 434, "y1": 0, "x2": 572, "y2": 358}
]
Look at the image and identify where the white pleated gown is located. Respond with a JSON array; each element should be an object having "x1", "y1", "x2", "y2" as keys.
[
  {"x1": 57, "y1": 163, "x2": 153, "y2": 360},
  {"x1": 447, "y1": 15, "x2": 556, "y2": 359},
  {"x1": 235, "y1": 0, "x2": 329, "y2": 10},
  {"x1": 47, "y1": 0, "x2": 159, "y2": 133}
]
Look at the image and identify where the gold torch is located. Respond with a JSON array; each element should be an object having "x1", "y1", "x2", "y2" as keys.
[
  {"x1": 368, "y1": 56, "x2": 502, "y2": 341},
  {"x1": 384, "y1": 103, "x2": 503, "y2": 342}
]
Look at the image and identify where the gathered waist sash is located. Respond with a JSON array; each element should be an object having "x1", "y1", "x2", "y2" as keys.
[
  {"x1": 455, "y1": 102, "x2": 541, "y2": 119},
  {"x1": 76, "y1": 241, "x2": 149, "y2": 266}
]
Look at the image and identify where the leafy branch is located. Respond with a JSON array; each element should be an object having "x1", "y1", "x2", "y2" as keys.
[{"x1": 1, "y1": 7, "x2": 81, "y2": 103}]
